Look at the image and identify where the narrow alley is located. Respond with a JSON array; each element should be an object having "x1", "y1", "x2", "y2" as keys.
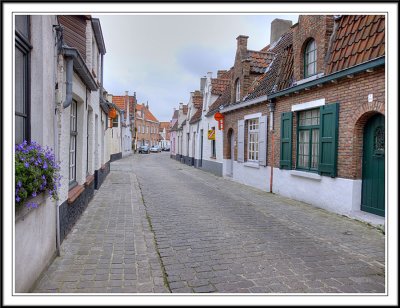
[{"x1": 33, "y1": 153, "x2": 385, "y2": 293}]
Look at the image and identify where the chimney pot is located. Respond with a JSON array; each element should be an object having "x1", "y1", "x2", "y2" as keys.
[{"x1": 236, "y1": 35, "x2": 249, "y2": 49}]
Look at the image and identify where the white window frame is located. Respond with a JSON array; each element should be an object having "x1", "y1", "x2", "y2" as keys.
[
  {"x1": 247, "y1": 118, "x2": 259, "y2": 162},
  {"x1": 69, "y1": 100, "x2": 78, "y2": 187},
  {"x1": 235, "y1": 79, "x2": 241, "y2": 102}
]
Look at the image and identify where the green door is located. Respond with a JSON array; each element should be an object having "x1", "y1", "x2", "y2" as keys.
[{"x1": 361, "y1": 114, "x2": 385, "y2": 216}]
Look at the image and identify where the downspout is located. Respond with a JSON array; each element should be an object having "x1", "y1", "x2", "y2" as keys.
[
  {"x1": 63, "y1": 55, "x2": 74, "y2": 109},
  {"x1": 268, "y1": 100, "x2": 276, "y2": 193}
]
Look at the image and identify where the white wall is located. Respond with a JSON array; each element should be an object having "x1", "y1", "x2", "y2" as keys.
[
  {"x1": 15, "y1": 15, "x2": 58, "y2": 293},
  {"x1": 273, "y1": 168, "x2": 363, "y2": 215},
  {"x1": 226, "y1": 160, "x2": 271, "y2": 191}
]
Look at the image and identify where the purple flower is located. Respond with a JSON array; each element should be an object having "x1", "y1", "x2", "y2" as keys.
[
  {"x1": 43, "y1": 162, "x2": 48, "y2": 169},
  {"x1": 16, "y1": 196, "x2": 21, "y2": 202},
  {"x1": 17, "y1": 181, "x2": 22, "y2": 188},
  {"x1": 26, "y1": 202, "x2": 38, "y2": 208},
  {"x1": 24, "y1": 162, "x2": 29, "y2": 168},
  {"x1": 32, "y1": 192, "x2": 37, "y2": 197}
]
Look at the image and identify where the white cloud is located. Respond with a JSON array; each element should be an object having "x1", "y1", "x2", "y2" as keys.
[{"x1": 96, "y1": 14, "x2": 299, "y2": 121}]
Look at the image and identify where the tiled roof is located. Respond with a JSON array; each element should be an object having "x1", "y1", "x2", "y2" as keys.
[
  {"x1": 211, "y1": 69, "x2": 232, "y2": 95},
  {"x1": 182, "y1": 105, "x2": 188, "y2": 115},
  {"x1": 192, "y1": 91, "x2": 203, "y2": 109},
  {"x1": 170, "y1": 121, "x2": 179, "y2": 131},
  {"x1": 206, "y1": 85, "x2": 232, "y2": 117},
  {"x1": 189, "y1": 108, "x2": 202, "y2": 124},
  {"x1": 112, "y1": 96, "x2": 135, "y2": 113},
  {"x1": 326, "y1": 15, "x2": 385, "y2": 73},
  {"x1": 159, "y1": 122, "x2": 170, "y2": 130},
  {"x1": 244, "y1": 31, "x2": 294, "y2": 101},
  {"x1": 136, "y1": 104, "x2": 159, "y2": 122},
  {"x1": 247, "y1": 50, "x2": 275, "y2": 73}
]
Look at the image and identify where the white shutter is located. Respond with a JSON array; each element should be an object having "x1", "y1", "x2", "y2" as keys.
[
  {"x1": 258, "y1": 115, "x2": 268, "y2": 166},
  {"x1": 237, "y1": 119, "x2": 244, "y2": 163}
]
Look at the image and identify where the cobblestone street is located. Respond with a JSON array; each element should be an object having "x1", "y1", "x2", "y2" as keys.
[{"x1": 33, "y1": 153, "x2": 385, "y2": 294}]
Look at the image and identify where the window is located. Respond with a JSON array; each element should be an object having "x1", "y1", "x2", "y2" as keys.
[
  {"x1": 146, "y1": 126, "x2": 149, "y2": 134},
  {"x1": 304, "y1": 39, "x2": 317, "y2": 78},
  {"x1": 247, "y1": 118, "x2": 259, "y2": 161},
  {"x1": 112, "y1": 115, "x2": 118, "y2": 127},
  {"x1": 280, "y1": 103, "x2": 339, "y2": 177},
  {"x1": 15, "y1": 15, "x2": 31, "y2": 144},
  {"x1": 69, "y1": 100, "x2": 78, "y2": 186},
  {"x1": 142, "y1": 125, "x2": 145, "y2": 133},
  {"x1": 235, "y1": 79, "x2": 241, "y2": 102},
  {"x1": 297, "y1": 109, "x2": 320, "y2": 170}
]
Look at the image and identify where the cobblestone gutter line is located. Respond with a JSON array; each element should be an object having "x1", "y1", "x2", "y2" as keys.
[{"x1": 132, "y1": 174, "x2": 172, "y2": 293}]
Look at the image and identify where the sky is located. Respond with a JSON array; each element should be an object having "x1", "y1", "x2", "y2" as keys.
[{"x1": 95, "y1": 14, "x2": 299, "y2": 122}]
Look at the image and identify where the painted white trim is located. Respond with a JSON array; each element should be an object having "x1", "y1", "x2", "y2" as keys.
[
  {"x1": 295, "y1": 73, "x2": 324, "y2": 85},
  {"x1": 244, "y1": 161, "x2": 260, "y2": 169},
  {"x1": 244, "y1": 112, "x2": 262, "y2": 120},
  {"x1": 291, "y1": 98, "x2": 325, "y2": 112},
  {"x1": 290, "y1": 170, "x2": 322, "y2": 180}
]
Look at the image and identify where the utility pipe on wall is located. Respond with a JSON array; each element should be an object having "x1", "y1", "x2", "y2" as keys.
[
  {"x1": 63, "y1": 55, "x2": 74, "y2": 109},
  {"x1": 268, "y1": 100, "x2": 276, "y2": 193}
]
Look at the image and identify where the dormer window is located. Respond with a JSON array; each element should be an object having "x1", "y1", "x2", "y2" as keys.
[
  {"x1": 235, "y1": 79, "x2": 241, "y2": 102},
  {"x1": 304, "y1": 39, "x2": 317, "y2": 78}
]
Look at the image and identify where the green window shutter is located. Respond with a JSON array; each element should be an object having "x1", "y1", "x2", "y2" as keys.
[
  {"x1": 280, "y1": 112, "x2": 292, "y2": 169},
  {"x1": 318, "y1": 103, "x2": 339, "y2": 177}
]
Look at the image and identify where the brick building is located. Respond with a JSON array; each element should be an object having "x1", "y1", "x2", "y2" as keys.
[
  {"x1": 134, "y1": 102, "x2": 160, "y2": 148},
  {"x1": 221, "y1": 15, "x2": 385, "y2": 221}
]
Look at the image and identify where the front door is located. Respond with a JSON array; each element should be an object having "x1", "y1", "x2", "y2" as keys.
[{"x1": 361, "y1": 114, "x2": 385, "y2": 216}]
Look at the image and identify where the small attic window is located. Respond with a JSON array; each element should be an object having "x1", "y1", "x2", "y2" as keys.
[
  {"x1": 235, "y1": 79, "x2": 241, "y2": 102},
  {"x1": 304, "y1": 39, "x2": 317, "y2": 78}
]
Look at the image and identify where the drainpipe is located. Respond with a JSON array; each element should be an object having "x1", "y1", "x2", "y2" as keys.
[
  {"x1": 268, "y1": 100, "x2": 276, "y2": 193},
  {"x1": 63, "y1": 55, "x2": 74, "y2": 109},
  {"x1": 55, "y1": 53, "x2": 63, "y2": 256}
]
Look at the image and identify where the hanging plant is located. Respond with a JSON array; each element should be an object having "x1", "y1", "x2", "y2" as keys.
[{"x1": 15, "y1": 141, "x2": 61, "y2": 209}]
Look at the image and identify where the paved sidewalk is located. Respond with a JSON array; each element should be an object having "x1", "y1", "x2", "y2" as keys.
[{"x1": 33, "y1": 155, "x2": 169, "y2": 293}]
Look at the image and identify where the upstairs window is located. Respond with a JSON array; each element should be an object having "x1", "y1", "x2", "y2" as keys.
[
  {"x1": 112, "y1": 115, "x2": 118, "y2": 127},
  {"x1": 15, "y1": 15, "x2": 31, "y2": 144},
  {"x1": 304, "y1": 39, "x2": 317, "y2": 78},
  {"x1": 235, "y1": 79, "x2": 241, "y2": 102}
]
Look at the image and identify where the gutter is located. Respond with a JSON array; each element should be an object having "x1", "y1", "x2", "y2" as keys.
[
  {"x1": 221, "y1": 56, "x2": 385, "y2": 113},
  {"x1": 62, "y1": 47, "x2": 98, "y2": 92}
]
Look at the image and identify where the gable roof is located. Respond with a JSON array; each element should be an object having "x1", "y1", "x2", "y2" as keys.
[
  {"x1": 112, "y1": 96, "x2": 135, "y2": 114},
  {"x1": 244, "y1": 31, "x2": 293, "y2": 102},
  {"x1": 211, "y1": 70, "x2": 232, "y2": 95},
  {"x1": 206, "y1": 84, "x2": 232, "y2": 117},
  {"x1": 159, "y1": 122, "x2": 170, "y2": 130},
  {"x1": 136, "y1": 104, "x2": 159, "y2": 122},
  {"x1": 326, "y1": 15, "x2": 385, "y2": 74},
  {"x1": 247, "y1": 50, "x2": 275, "y2": 73}
]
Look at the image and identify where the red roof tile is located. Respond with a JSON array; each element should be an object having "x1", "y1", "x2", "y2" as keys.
[
  {"x1": 112, "y1": 96, "x2": 135, "y2": 114},
  {"x1": 326, "y1": 15, "x2": 385, "y2": 73},
  {"x1": 135, "y1": 104, "x2": 159, "y2": 122}
]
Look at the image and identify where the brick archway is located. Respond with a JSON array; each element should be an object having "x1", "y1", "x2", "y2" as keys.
[{"x1": 351, "y1": 101, "x2": 385, "y2": 179}]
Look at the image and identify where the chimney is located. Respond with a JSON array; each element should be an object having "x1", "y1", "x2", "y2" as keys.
[
  {"x1": 146, "y1": 101, "x2": 149, "y2": 109},
  {"x1": 179, "y1": 102, "x2": 183, "y2": 110},
  {"x1": 270, "y1": 18, "x2": 292, "y2": 45},
  {"x1": 200, "y1": 77, "x2": 206, "y2": 93},
  {"x1": 207, "y1": 72, "x2": 213, "y2": 78},
  {"x1": 237, "y1": 35, "x2": 249, "y2": 49},
  {"x1": 217, "y1": 70, "x2": 227, "y2": 79},
  {"x1": 125, "y1": 91, "x2": 129, "y2": 112}
]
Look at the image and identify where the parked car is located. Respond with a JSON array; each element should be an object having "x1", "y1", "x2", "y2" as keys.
[
  {"x1": 138, "y1": 145, "x2": 150, "y2": 154},
  {"x1": 150, "y1": 145, "x2": 161, "y2": 153},
  {"x1": 162, "y1": 146, "x2": 170, "y2": 151}
]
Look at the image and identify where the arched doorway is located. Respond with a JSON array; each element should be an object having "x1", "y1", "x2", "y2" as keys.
[{"x1": 361, "y1": 113, "x2": 385, "y2": 216}]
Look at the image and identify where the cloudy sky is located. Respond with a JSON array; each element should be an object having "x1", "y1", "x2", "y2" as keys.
[{"x1": 95, "y1": 14, "x2": 299, "y2": 122}]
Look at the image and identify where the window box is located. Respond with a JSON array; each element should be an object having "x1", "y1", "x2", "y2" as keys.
[{"x1": 15, "y1": 192, "x2": 46, "y2": 223}]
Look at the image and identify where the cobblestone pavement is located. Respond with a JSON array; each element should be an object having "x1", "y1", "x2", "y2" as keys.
[
  {"x1": 33, "y1": 156, "x2": 169, "y2": 293},
  {"x1": 33, "y1": 152, "x2": 385, "y2": 294},
  {"x1": 133, "y1": 152, "x2": 385, "y2": 294}
]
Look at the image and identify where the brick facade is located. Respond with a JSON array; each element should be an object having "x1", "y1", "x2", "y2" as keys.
[
  {"x1": 270, "y1": 67, "x2": 385, "y2": 180},
  {"x1": 293, "y1": 15, "x2": 334, "y2": 81}
]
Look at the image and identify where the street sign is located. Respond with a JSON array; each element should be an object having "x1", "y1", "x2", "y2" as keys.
[{"x1": 208, "y1": 129, "x2": 215, "y2": 140}]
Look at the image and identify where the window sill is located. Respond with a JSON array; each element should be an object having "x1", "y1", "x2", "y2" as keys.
[
  {"x1": 68, "y1": 184, "x2": 85, "y2": 204},
  {"x1": 244, "y1": 162, "x2": 260, "y2": 169},
  {"x1": 290, "y1": 170, "x2": 321, "y2": 180},
  {"x1": 210, "y1": 156, "x2": 216, "y2": 160},
  {"x1": 85, "y1": 175, "x2": 95, "y2": 187}
]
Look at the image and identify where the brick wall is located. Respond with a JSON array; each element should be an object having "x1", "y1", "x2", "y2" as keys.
[
  {"x1": 270, "y1": 67, "x2": 385, "y2": 180},
  {"x1": 223, "y1": 67, "x2": 384, "y2": 180},
  {"x1": 293, "y1": 15, "x2": 334, "y2": 81}
]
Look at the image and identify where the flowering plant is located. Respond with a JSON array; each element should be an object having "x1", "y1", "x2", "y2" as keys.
[{"x1": 15, "y1": 141, "x2": 61, "y2": 209}]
